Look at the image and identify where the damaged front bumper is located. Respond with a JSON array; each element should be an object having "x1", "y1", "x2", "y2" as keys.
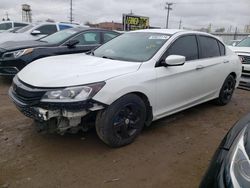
[{"x1": 8, "y1": 80, "x2": 106, "y2": 134}]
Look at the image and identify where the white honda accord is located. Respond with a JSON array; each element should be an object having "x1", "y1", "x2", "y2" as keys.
[{"x1": 9, "y1": 29, "x2": 242, "y2": 147}]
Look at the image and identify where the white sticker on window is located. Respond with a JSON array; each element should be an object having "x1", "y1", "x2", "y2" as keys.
[{"x1": 149, "y1": 35, "x2": 169, "y2": 40}]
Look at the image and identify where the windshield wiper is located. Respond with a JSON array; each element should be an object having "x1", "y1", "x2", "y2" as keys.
[{"x1": 102, "y1": 56, "x2": 113, "y2": 60}]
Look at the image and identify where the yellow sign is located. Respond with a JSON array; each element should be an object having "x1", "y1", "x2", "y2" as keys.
[{"x1": 123, "y1": 14, "x2": 149, "y2": 30}]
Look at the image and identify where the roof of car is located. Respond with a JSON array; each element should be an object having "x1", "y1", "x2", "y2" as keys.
[
  {"x1": 68, "y1": 26, "x2": 119, "y2": 32},
  {"x1": 131, "y1": 29, "x2": 214, "y2": 36}
]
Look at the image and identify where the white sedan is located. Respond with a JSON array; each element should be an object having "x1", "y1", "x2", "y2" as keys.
[
  {"x1": 9, "y1": 29, "x2": 242, "y2": 147},
  {"x1": 230, "y1": 37, "x2": 250, "y2": 89}
]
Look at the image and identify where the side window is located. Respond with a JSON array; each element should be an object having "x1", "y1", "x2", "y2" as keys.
[
  {"x1": 36, "y1": 25, "x2": 58, "y2": 35},
  {"x1": 218, "y1": 41, "x2": 225, "y2": 56},
  {"x1": 165, "y1": 35, "x2": 198, "y2": 61},
  {"x1": 0, "y1": 23, "x2": 12, "y2": 30},
  {"x1": 73, "y1": 32, "x2": 101, "y2": 45},
  {"x1": 59, "y1": 24, "x2": 73, "y2": 30},
  {"x1": 198, "y1": 36, "x2": 220, "y2": 58},
  {"x1": 103, "y1": 32, "x2": 119, "y2": 43},
  {"x1": 14, "y1": 23, "x2": 28, "y2": 27}
]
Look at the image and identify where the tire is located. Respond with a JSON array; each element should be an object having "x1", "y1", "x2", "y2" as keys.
[
  {"x1": 95, "y1": 94, "x2": 146, "y2": 147},
  {"x1": 215, "y1": 75, "x2": 236, "y2": 106}
]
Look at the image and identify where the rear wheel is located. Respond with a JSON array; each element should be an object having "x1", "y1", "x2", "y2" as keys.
[
  {"x1": 96, "y1": 94, "x2": 146, "y2": 147},
  {"x1": 215, "y1": 75, "x2": 236, "y2": 106}
]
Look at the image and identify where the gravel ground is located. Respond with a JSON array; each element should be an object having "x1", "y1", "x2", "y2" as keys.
[{"x1": 0, "y1": 77, "x2": 250, "y2": 188}]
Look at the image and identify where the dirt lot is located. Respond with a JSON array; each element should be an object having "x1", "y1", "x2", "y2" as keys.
[{"x1": 0, "y1": 77, "x2": 250, "y2": 188}]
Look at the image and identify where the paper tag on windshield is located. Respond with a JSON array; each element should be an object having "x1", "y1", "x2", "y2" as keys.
[{"x1": 149, "y1": 35, "x2": 169, "y2": 40}]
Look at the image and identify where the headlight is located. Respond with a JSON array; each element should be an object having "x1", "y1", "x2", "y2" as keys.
[
  {"x1": 41, "y1": 82, "x2": 105, "y2": 103},
  {"x1": 229, "y1": 125, "x2": 250, "y2": 187},
  {"x1": 3, "y1": 48, "x2": 33, "y2": 59}
]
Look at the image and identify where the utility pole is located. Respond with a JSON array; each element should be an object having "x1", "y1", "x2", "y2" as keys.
[
  {"x1": 165, "y1": 2, "x2": 173, "y2": 29},
  {"x1": 234, "y1": 27, "x2": 238, "y2": 40},
  {"x1": 6, "y1": 12, "x2": 10, "y2": 21},
  {"x1": 179, "y1": 19, "x2": 182, "y2": 29},
  {"x1": 70, "y1": 0, "x2": 73, "y2": 23}
]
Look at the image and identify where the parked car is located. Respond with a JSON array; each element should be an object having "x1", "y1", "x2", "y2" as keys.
[
  {"x1": 227, "y1": 39, "x2": 242, "y2": 47},
  {"x1": 9, "y1": 29, "x2": 241, "y2": 147},
  {"x1": 0, "y1": 27, "x2": 119, "y2": 76},
  {"x1": 0, "y1": 21, "x2": 29, "y2": 33},
  {"x1": 0, "y1": 22, "x2": 77, "y2": 44},
  {"x1": 199, "y1": 113, "x2": 250, "y2": 188},
  {"x1": 230, "y1": 36, "x2": 250, "y2": 89}
]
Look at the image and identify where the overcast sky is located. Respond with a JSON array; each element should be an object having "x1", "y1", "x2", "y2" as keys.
[{"x1": 1, "y1": 0, "x2": 250, "y2": 31}]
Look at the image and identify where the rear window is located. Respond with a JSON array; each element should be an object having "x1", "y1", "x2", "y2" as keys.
[
  {"x1": 218, "y1": 42, "x2": 225, "y2": 56},
  {"x1": 59, "y1": 24, "x2": 73, "y2": 30},
  {"x1": 103, "y1": 32, "x2": 119, "y2": 43},
  {"x1": 198, "y1": 36, "x2": 220, "y2": 58}
]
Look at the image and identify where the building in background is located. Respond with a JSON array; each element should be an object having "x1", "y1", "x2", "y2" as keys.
[
  {"x1": 86, "y1": 21, "x2": 123, "y2": 31},
  {"x1": 245, "y1": 25, "x2": 250, "y2": 33}
]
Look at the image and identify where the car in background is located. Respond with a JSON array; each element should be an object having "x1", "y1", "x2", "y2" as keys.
[
  {"x1": 0, "y1": 27, "x2": 119, "y2": 76},
  {"x1": 0, "y1": 22, "x2": 78, "y2": 44},
  {"x1": 9, "y1": 29, "x2": 241, "y2": 147},
  {"x1": 227, "y1": 39, "x2": 242, "y2": 47},
  {"x1": 199, "y1": 113, "x2": 250, "y2": 188},
  {"x1": 230, "y1": 36, "x2": 250, "y2": 89},
  {"x1": 0, "y1": 21, "x2": 29, "y2": 33}
]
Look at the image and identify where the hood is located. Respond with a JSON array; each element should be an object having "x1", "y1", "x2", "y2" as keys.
[
  {"x1": 0, "y1": 33, "x2": 42, "y2": 44},
  {"x1": 229, "y1": 46, "x2": 250, "y2": 55},
  {"x1": 0, "y1": 40, "x2": 53, "y2": 51},
  {"x1": 18, "y1": 54, "x2": 141, "y2": 88},
  {"x1": 0, "y1": 40, "x2": 52, "y2": 51}
]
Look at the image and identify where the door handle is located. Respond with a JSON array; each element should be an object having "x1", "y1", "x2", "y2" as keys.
[
  {"x1": 196, "y1": 65, "x2": 204, "y2": 70},
  {"x1": 223, "y1": 60, "x2": 230, "y2": 64}
]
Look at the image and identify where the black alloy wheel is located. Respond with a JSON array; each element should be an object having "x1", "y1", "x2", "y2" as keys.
[{"x1": 96, "y1": 94, "x2": 146, "y2": 147}]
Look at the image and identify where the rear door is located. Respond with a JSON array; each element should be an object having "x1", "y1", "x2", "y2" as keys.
[{"x1": 196, "y1": 35, "x2": 229, "y2": 95}]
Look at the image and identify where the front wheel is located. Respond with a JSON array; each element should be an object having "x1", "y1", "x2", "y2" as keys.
[
  {"x1": 95, "y1": 94, "x2": 146, "y2": 147},
  {"x1": 215, "y1": 75, "x2": 236, "y2": 106}
]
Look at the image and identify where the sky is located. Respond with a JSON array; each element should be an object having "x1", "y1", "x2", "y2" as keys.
[{"x1": 0, "y1": 0, "x2": 250, "y2": 32}]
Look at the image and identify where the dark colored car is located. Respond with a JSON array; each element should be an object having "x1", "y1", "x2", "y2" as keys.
[
  {"x1": 0, "y1": 27, "x2": 119, "y2": 76},
  {"x1": 200, "y1": 113, "x2": 250, "y2": 188}
]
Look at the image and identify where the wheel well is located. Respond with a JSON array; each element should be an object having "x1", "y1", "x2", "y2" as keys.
[
  {"x1": 229, "y1": 72, "x2": 237, "y2": 80},
  {"x1": 131, "y1": 92, "x2": 153, "y2": 127}
]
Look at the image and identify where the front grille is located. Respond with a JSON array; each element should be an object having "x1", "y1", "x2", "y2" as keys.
[
  {"x1": 12, "y1": 77, "x2": 47, "y2": 105},
  {"x1": 0, "y1": 67, "x2": 19, "y2": 75},
  {"x1": 240, "y1": 55, "x2": 250, "y2": 64},
  {"x1": 0, "y1": 48, "x2": 5, "y2": 58}
]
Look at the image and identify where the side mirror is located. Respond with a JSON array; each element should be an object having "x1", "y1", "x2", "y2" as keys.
[
  {"x1": 66, "y1": 40, "x2": 79, "y2": 48},
  {"x1": 164, "y1": 55, "x2": 186, "y2": 66},
  {"x1": 31, "y1": 30, "x2": 42, "y2": 35}
]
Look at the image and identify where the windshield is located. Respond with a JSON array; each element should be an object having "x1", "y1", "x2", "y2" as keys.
[
  {"x1": 94, "y1": 32, "x2": 170, "y2": 62},
  {"x1": 16, "y1": 24, "x2": 34, "y2": 33},
  {"x1": 237, "y1": 37, "x2": 250, "y2": 47},
  {"x1": 40, "y1": 29, "x2": 78, "y2": 44}
]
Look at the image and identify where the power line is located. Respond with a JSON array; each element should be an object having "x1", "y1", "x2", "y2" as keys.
[{"x1": 165, "y1": 2, "x2": 173, "y2": 29}]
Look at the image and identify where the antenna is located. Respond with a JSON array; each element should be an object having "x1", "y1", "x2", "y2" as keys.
[{"x1": 69, "y1": 0, "x2": 74, "y2": 23}]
